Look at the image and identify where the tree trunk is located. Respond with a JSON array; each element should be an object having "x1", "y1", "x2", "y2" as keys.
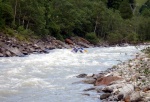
[
  {"x1": 94, "y1": 16, "x2": 98, "y2": 33},
  {"x1": 18, "y1": 3, "x2": 21, "y2": 26},
  {"x1": 14, "y1": 0, "x2": 18, "y2": 25},
  {"x1": 22, "y1": 17, "x2": 25, "y2": 27},
  {"x1": 26, "y1": 20, "x2": 29, "y2": 29}
]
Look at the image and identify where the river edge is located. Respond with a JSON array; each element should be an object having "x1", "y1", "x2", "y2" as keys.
[
  {"x1": 1, "y1": 32, "x2": 143, "y2": 57},
  {"x1": 0, "y1": 32, "x2": 96, "y2": 57},
  {"x1": 1, "y1": 33, "x2": 150, "y2": 101},
  {"x1": 78, "y1": 47, "x2": 150, "y2": 102}
]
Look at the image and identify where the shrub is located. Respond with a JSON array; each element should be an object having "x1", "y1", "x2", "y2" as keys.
[
  {"x1": 107, "y1": 31, "x2": 123, "y2": 44},
  {"x1": 126, "y1": 32, "x2": 139, "y2": 44},
  {"x1": 85, "y1": 32, "x2": 99, "y2": 44}
]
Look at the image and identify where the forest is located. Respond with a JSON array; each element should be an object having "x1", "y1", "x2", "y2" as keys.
[{"x1": 0, "y1": 0, "x2": 150, "y2": 45}]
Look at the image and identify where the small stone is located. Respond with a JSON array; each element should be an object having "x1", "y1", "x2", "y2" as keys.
[
  {"x1": 83, "y1": 78, "x2": 96, "y2": 84},
  {"x1": 143, "y1": 86, "x2": 150, "y2": 92},
  {"x1": 83, "y1": 88, "x2": 95, "y2": 91},
  {"x1": 82, "y1": 93, "x2": 90, "y2": 96},
  {"x1": 76, "y1": 73, "x2": 87, "y2": 78},
  {"x1": 102, "y1": 87, "x2": 113, "y2": 93},
  {"x1": 124, "y1": 95, "x2": 130, "y2": 102},
  {"x1": 118, "y1": 94, "x2": 124, "y2": 101},
  {"x1": 100, "y1": 93, "x2": 111, "y2": 100}
]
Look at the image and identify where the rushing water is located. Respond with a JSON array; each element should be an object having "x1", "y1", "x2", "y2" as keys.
[{"x1": 0, "y1": 46, "x2": 147, "y2": 102}]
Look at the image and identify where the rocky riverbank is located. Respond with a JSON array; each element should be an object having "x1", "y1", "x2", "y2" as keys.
[
  {"x1": 78, "y1": 48, "x2": 150, "y2": 102},
  {"x1": 0, "y1": 32, "x2": 93, "y2": 57}
]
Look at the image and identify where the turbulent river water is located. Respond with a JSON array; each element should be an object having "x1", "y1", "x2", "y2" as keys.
[{"x1": 0, "y1": 46, "x2": 147, "y2": 102}]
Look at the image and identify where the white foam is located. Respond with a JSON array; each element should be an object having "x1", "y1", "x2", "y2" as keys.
[{"x1": 0, "y1": 46, "x2": 147, "y2": 102}]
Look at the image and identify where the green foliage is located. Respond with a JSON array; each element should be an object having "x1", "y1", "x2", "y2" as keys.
[
  {"x1": 0, "y1": 0, "x2": 149, "y2": 45},
  {"x1": 17, "y1": 26, "x2": 34, "y2": 36},
  {"x1": 107, "y1": 31, "x2": 123, "y2": 44},
  {"x1": 119, "y1": 0, "x2": 133, "y2": 19},
  {"x1": 54, "y1": 33, "x2": 64, "y2": 41},
  {"x1": 126, "y1": 32, "x2": 139, "y2": 43},
  {"x1": 0, "y1": 1, "x2": 13, "y2": 27},
  {"x1": 136, "y1": 0, "x2": 148, "y2": 7},
  {"x1": 85, "y1": 32, "x2": 99, "y2": 44},
  {"x1": 140, "y1": 0, "x2": 150, "y2": 17},
  {"x1": 138, "y1": 17, "x2": 150, "y2": 41},
  {"x1": 4, "y1": 27, "x2": 14, "y2": 36},
  {"x1": 107, "y1": 0, "x2": 123, "y2": 10}
]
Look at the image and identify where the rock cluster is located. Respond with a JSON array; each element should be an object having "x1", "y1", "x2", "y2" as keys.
[
  {"x1": 0, "y1": 33, "x2": 92, "y2": 57},
  {"x1": 79, "y1": 52, "x2": 150, "y2": 102}
]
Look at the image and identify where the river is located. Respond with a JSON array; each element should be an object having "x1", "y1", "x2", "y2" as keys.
[{"x1": 0, "y1": 46, "x2": 146, "y2": 102}]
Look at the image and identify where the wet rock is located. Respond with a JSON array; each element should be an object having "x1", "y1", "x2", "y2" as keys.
[
  {"x1": 100, "y1": 93, "x2": 111, "y2": 100},
  {"x1": 95, "y1": 86, "x2": 103, "y2": 93},
  {"x1": 83, "y1": 88, "x2": 95, "y2": 91},
  {"x1": 0, "y1": 53, "x2": 4, "y2": 57},
  {"x1": 5, "y1": 51, "x2": 12, "y2": 57},
  {"x1": 102, "y1": 87, "x2": 113, "y2": 93},
  {"x1": 10, "y1": 47, "x2": 24, "y2": 56},
  {"x1": 76, "y1": 73, "x2": 87, "y2": 78},
  {"x1": 82, "y1": 93, "x2": 90, "y2": 96},
  {"x1": 83, "y1": 78, "x2": 96, "y2": 84},
  {"x1": 117, "y1": 94, "x2": 124, "y2": 100},
  {"x1": 93, "y1": 73, "x2": 104, "y2": 79}
]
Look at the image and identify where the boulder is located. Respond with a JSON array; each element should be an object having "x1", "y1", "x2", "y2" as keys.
[
  {"x1": 95, "y1": 75, "x2": 122, "y2": 86},
  {"x1": 5, "y1": 51, "x2": 12, "y2": 57},
  {"x1": 118, "y1": 84, "x2": 134, "y2": 98},
  {"x1": 83, "y1": 87, "x2": 95, "y2": 91},
  {"x1": 76, "y1": 73, "x2": 87, "y2": 78},
  {"x1": 1, "y1": 42, "x2": 23, "y2": 56},
  {"x1": 79, "y1": 37, "x2": 90, "y2": 44},
  {"x1": 102, "y1": 87, "x2": 113, "y2": 93},
  {"x1": 83, "y1": 78, "x2": 96, "y2": 84},
  {"x1": 0, "y1": 53, "x2": 4, "y2": 57},
  {"x1": 77, "y1": 42, "x2": 91, "y2": 48},
  {"x1": 65, "y1": 38, "x2": 74, "y2": 45},
  {"x1": 100, "y1": 93, "x2": 111, "y2": 100},
  {"x1": 130, "y1": 91, "x2": 143, "y2": 102}
]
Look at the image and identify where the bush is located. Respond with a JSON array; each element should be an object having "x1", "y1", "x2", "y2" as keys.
[
  {"x1": 54, "y1": 33, "x2": 64, "y2": 41},
  {"x1": 85, "y1": 32, "x2": 99, "y2": 44},
  {"x1": 107, "y1": 31, "x2": 123, "y2": 44},
  {"x1": 126, "y1": 32, "x2": 139, "y2": 44},
  {"x1": 16, "y1": 26, "x2": 34, "y2": 41},
  {"x1": 4, "y1": 28, "x2": 14, "y2": 36},
  {"x1": 17, "y1": 26, "x2": 34, "y2": 36}
]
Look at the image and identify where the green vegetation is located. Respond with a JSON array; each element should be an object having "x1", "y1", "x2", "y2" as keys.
[
  {"x1": 85, "y1": 32, "x2": 99, "y2": 44},
  {"x1": 136, "y1": 0, "x2": 147, "y2": 7},
  {"x1": 0, "y1": 0, "x2": 150, "y2": 45}
]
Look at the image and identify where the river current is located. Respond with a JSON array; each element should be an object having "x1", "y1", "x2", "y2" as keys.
[{"x1": 0, "y1": 46, "x2": 147, "y2": 102}]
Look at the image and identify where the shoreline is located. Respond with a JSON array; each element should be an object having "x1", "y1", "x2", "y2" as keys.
[
  {"x1": 1, "y1": 32, "x2": 150, "y2": 57},
  {"x1": 0, "y1": 33, "x2": 94, "y2": 57},
  {"x1": 79, "y1": 48, "x2": 150, "y2": 102}
]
